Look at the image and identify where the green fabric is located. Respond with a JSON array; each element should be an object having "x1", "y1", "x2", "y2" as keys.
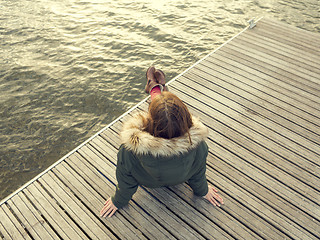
[{"x1": 111, "y1": 141, "x2": 209, "y2": 209}]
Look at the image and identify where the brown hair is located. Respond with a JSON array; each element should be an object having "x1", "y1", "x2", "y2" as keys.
[{"x1": 143, "y1": 92, "x2": 193, "y2": 140}]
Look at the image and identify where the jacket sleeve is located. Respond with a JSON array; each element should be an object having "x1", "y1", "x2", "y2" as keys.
[
  {"x1": 188, "y1": 141, "x2": 209, "y2": 196},
  {"x1": 111, "y1": 145, "x2": 139, "y2": 209}
]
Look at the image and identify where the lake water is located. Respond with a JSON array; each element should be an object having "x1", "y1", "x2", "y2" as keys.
[{"x1": 0, "y1": 0, "x2": 319, "y2": 200}]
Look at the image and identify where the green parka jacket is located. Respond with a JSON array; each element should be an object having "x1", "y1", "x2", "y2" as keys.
[{"x1": 111, "y1": 112, "x2": 209, "y2": 209}]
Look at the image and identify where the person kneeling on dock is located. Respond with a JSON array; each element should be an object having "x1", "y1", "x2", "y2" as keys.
[{"x1": 100, "y1": 66, "x2": 224, "y2": 218}]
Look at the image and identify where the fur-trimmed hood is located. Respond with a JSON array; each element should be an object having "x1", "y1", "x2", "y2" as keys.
[{"x1": 120, "y1": 112, "x2": 208, "y2": 157}]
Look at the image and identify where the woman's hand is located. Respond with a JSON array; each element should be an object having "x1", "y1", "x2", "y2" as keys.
[
  {"x1": 100, "y1": 197, "x2": 118, "y2": 218},
  {"x1": 204, "y1": 185, "x2": 224, "y2": 207}
]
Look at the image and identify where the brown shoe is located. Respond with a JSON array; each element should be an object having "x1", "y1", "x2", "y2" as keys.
[
  {"x1": 155, "y1": 69, "x2": 168, "y2": 91},
  {"x1": 145, "y1": 66, "x2": 162, "y2": 93}
]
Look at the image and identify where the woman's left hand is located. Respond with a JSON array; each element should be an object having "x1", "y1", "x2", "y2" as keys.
[{"x1": 100, "y1": 197, "x2": 118, "y2": 218}]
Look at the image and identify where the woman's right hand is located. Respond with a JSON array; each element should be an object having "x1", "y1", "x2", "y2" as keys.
[
  {"x1": 204, "y1": 185, "x2": 224, "y2": 207},
  {"x1": 100, "y1": 197, "x2": 118, "y2": 218}
]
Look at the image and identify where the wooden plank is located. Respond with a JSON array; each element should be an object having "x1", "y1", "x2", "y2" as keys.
[
  {"x1": 100, "y1": 125, "x2": 122, "y2": 148},
  {"x1": 181, "y1": 101, "x2": 320, "y2": 228},
  {"x1": 14, "y1": 193, "x2": 59, "y2": 238},
  {"x1": 0, "y1": 204, "x2": 30, "y2": 239},
  {"x1": 202, "y1": 54, "x2": 320, "y2": 124},
  {"x1": 52, "y1": 161, "x2": 147, "y2": 240},
  {"x1": 264, "y1": 18, "x2": 320, "y2": 40},
  {"x1": 228, "y1": 39, "x2": 320, "y2": 86},
  {"x1": 148, "y1": 187, "x2": 261, "y2": 240},
  {"x1": 249, "y1": 25, "x2": 320, "y2": 63},
  {"x1": 189, "y1": 109, "x2": 318, "y2": 213},
  {"x1": 176, "y1": 73, "x2": 320, "y2": 168},
  {"x1": 107, "y1": 121, "x2": 123, "y2": 137},
  {"x1": 258, "y1": 19, "x2": 320, "y2": 49},
  {"x1": 24, "y1": 182, "x2": 87, "y2": 239},
  {"x1": 246, "y1": 24, "x2": 320, "y2": 62},
  {"x1": 99, "y1": 129, "x2": 119, "y2": 148},
  {"x1": 239, "y1": 28, "x2": 320, "y2": 74},
  {"x1": 0, "y1": 210, "x2": 14, "y2": 240},
  {"x1": 84, "y1": 140, "x2": 230, "y2": 239},
  {"x1": 0, "y1": 221, "x2": 11, "y2": 240},
  {"x1": 216, "y1": 46, "x2": 320, "y2": 109},
  {"x1": 255, "y1": 20, "x2": 320, "y2": 54},
  {"x1": 8, "y1": 193, "x2": 58, "y2": 240},
  {"x1": 67, "y1": 151, "x2": 175, "y2": 240},
  {"x1": 182, "y1": 67, "x2": 320, "y2": 154},
  {"x1": 226, "y1": 41, "x2": 320, "y2": 90},
  {"x1": 263, "y1": 18, "x2": 320, "y2": 42},
  {"x1": 234, "y1": 33, "x2": 320, "y2": 76},
  {"x1": 169, "y1": 85, "x2": 320, "y2": 216},
  {"x1": 188, "y1": 64, "x2": 320, "y2": 145},
  {"x1": 170, "y1": 184, "x2": 288, "y2": 240},
  {"x1": 17, "y1": 193, "x2": 58, "y2": 238},
  {"x1": 207, "y1": 146, "x2": 320, "y2": 237},
  {"x1": 172, "y1": 78, "x2": 319, "y2": 181},
  {"x1": 205, "y1": 164, "x2": 317, "y2": 240},
  {"x1": 257, "y1": 23, "x2": 320, "y2": 51},
  {"x1": 239, "y1": 31, "x2": 320, "y2": 71},
  {"x1": 100, "y1": 130, "x2": 119, "y2": 148},
  {"x1": 39, "y1": 172, "x2": 115, "y2": 240}
]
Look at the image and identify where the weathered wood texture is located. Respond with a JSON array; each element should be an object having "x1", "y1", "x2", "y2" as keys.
[{"x1": 0, "y1": 18, "x2": 319, "y2": 239}]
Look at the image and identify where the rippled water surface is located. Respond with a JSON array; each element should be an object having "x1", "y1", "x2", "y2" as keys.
[{"x1": 0, "y1": 0, "x2": 319, "y2": 200}]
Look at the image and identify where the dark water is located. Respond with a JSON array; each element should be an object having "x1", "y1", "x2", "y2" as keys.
[{"x1": 0, "y1": 0, "x2": 319, "y2": 200}]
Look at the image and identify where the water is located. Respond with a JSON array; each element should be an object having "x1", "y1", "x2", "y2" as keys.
[{"x1": 0, "y1": 0, "x2": 319, "y2": 200}]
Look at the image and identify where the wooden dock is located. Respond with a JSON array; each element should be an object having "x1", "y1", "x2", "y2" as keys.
[{"x1": 1, "y1": 17, "x2": 319, "y2": 239}]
